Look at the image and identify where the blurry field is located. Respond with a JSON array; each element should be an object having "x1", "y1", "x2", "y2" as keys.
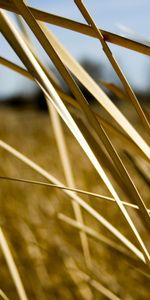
[{"x1": 0, "y1": 105, "x2": 149, "y2": 300}]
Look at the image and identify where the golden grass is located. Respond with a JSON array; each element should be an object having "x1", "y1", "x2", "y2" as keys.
[
  {"x1": 0, "y1": 107, "x2": 150, "y2": 299},
  {"x1": 0, "y1": 0, "x2": 150, "y2": 299}
]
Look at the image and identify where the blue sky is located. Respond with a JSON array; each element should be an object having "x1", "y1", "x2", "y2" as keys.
[{"x1": 1, "y1": 0, "x2": 150, "y2": 99}]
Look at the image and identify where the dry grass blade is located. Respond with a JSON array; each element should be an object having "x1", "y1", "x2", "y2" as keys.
[
  {"x1": 48, "y1": 102, "x2": 92, "y2": 269},
  {"x1": 1, "y1": 175, "x2": 150, "y2": 214},
  {"x1": 74, "y1": 0, "x2": 150, "y2": 134},
  {"x1": 1, "y1": 0, "x2": 150, "y2": 56},
  {"x1": 0, "y1": 289, "x2": 10, "y2": 300},
  {"x1": 0, "y1": 228, "x2": 28, "y2": 300},
  {"x1": 0, "y1": 139, "x2": 145, "y2": 263},
  {"x1": 0, "y1": 56, "x2": 33, "y2": 80}
]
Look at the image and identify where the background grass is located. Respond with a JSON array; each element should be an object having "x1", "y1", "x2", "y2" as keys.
[{"x1": 0, "y1": 105, "x2": 149, "y2": 299}]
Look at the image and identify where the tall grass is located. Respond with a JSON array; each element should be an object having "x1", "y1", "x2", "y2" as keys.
[{"x1": 0, "y1": 0, "x2": 150, "y2": 299}]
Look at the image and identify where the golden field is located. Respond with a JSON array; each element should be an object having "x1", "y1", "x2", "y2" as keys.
[{"x1": 0, "y1": 105, "x2": 149, "y2": 300}]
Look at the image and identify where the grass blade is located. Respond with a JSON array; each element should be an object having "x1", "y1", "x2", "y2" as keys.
[
  {"x1": 0, "y1": 228, "x2": 28, "y2": 300},
  {"x1": 1, "y1": 175, "x2": 149, "y2": 214},
  {"x1": 48, "y1": 103, "x2": 92, "y2": 268},
  {"x1": 0, "y1": 289, "x2": 10, "y2": 300}
]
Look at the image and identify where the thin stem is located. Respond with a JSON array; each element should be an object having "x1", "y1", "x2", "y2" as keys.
[
  {"x1": 0, "y1": 228, "x2": 28, "y2": 300},
  {"x1": 0, "y1": 176, "x2": 149, "y2": 214}
]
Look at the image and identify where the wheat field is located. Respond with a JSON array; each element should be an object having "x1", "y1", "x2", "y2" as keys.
[{"x1": 0, "y1": 1, "x2": 150, "y2": 299}]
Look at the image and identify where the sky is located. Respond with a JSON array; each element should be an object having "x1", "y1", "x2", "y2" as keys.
[{"x1": 0, "y1": 0, "x2": 150, "y2": 99}]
